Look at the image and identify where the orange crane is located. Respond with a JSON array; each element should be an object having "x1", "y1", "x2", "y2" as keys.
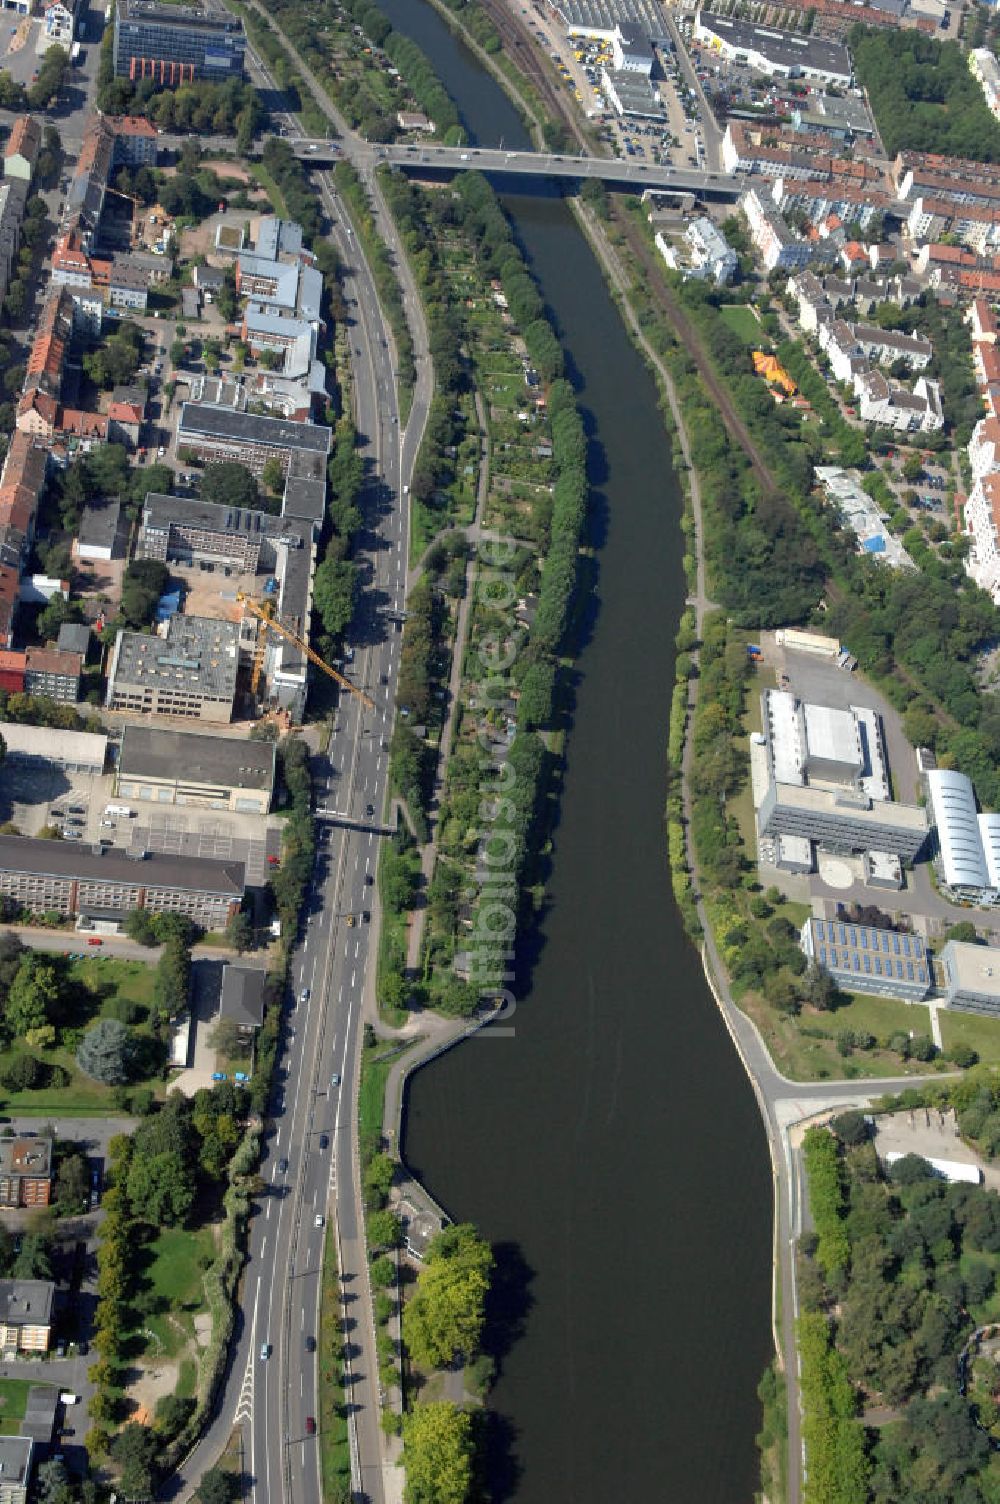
[{"x1": 236, "y1": 592, "x2": 375, "y2": 711}]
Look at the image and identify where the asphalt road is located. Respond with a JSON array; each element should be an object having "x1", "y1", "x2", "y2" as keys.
[{"x1": 165, "y1": 36, "x2": 433, "y2": 1500}]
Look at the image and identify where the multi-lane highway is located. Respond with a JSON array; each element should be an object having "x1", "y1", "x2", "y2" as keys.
[
  {"x1": 290, "y1": 137, "x2": 741, "y2": 197},
  {"x1": 169, "y1": 123, "x2": 432, "y2": 1504}
]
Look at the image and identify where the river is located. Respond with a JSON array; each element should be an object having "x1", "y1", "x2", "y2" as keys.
[{"x1": 381, "y1": 4, "x2": 775, "y2": 1499}]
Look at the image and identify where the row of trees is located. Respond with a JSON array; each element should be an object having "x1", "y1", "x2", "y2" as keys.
[{"x1": 97, "y1": 73, "x2": 263, "y2": 150}]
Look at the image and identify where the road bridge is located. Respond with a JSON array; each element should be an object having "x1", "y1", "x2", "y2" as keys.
[{"x1": 290, "y1": 138, "x2": 741, "y2": 198}]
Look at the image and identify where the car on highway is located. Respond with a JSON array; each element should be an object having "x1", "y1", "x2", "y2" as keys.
[
  {"x1": 305, "y1": 1417, "x2": 316, "y2": 1435},
  {"x1": 278, "y1": 1157, "x2": 288, "y2": 1173},
  {"x1": 365, "y1": 803, "x2": 374, "y2": 818},
  {"x1": 305, "y1": 1335, "x2": 316, "y2": 1352},
  {"x1": 314, "y1": 1212, "x2": 325, "y2": 1228},
  {"x1": 260, "y1": 1342, "x2": 271, "y2": 1362},
  {"x1": 330, "y1": 1073, "x2": 341, "y2": 1088},
  {"x1": 364, "y1": 874, "x2": 373, "y2": 886},
  {"x1": 299, "y1": 987, "x2": 310, "y2": 1003},
  {"x1": 362, "y1": 911, "x2": 371, "y2": 924},
  {"x1": 318, "y1": 1134, "x2": 329, "y2": 1149}
]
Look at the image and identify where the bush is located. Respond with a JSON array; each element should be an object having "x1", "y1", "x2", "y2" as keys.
[{"x1": 0, "y1": 1054, "x2": 43, "y2": 1091}]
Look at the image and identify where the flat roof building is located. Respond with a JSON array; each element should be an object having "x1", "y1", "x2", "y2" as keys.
[
  {"x1": 695, "y1": 10, "x2": 852, "y2": 85},
  {"x1": 106, "y1": 614, "x2": 239, "y2": 723},
  {"x1": 0, "y1": 1436, "x2": 33, "y2": 1503},
  {"x1": 177, "y1": 403, "x2": 331, "y2": 478},
  {"x1": 0, "y1": 834, "x2": 244, "y2": 927},
  {"x1": 113, "y1": 0, "x2": 246, "y2": 84},
  {"x1": 0, "y1": 1137, "x2": 51, "y2": 1209},
  {"x1": 801, "y1": 913, "x2": 932, "y2": 1000},
  {"x1": 118, "y1": 725, "x2": 275, "y2": 813},
  {"x1": 137, "y1": 491, "x2": 311, "y2": 574},
  {"x1": 940, "y1": 939, "x2": 1000, "y2": 1014},
  {"x1": 0, "y1": 722, "x2": 106, "y2": 774}
]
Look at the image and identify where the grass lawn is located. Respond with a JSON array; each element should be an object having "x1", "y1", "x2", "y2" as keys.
[
  {"x1": 940, "y1": 1009, "x2": 1000, "y2": 1067},
  {"x1": 319, "y1": 1224, "x2": 351, "y2": 1499},
  {"x1": 740, "y1": 990, "x2": 944, "y2": 1082},
  {"x1": 0, "y1": 955, "x2": 162, "y2": 1116},
  {"x1": 0, "y1": 1379, "x2": 36, "y2": 1435},
  {"x1": 140, "y1": 1224, "x2": 216, "y2": 1359},
  {"x1": 719, "y1": 303, "x2": 763, "y2": 345}
]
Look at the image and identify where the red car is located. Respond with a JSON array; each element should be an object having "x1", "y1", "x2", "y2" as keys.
[
  {"x1": 87, "y1": 937, "x2": 103, "y2": 947},
  {"x1": 267, "y1": 854, "x2": 280, "y2": 867},
  {"x1": 305, "y1": 1417, "x2": 316, "y2": 1435}
]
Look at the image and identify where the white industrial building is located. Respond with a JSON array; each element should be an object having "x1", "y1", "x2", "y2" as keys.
[
  {"x1": 752, "y1": 689, "x2": 927, "y2": 864},
  {"x1": 925, "y1": 768, "x2": 1000, "y2": 906},
  {"x1": 612, "y1": 22, "x2": 654, "y2": 74},
  {"x1": 694, "y1": 11, "x2": 852, "y2": 86},
  {"x1": 0, "y1": 723, "x2": 107, "y2": 775}
]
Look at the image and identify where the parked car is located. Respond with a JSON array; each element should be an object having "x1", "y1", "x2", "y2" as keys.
[{"x1": 87, "y1": 937, "x2": 102, "y2": 947}]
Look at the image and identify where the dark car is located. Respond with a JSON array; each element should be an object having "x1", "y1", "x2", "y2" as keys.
[
  {"x1": 364, "y1": 874, "x2": 373, "y2": 885},
  {"x1": 278, "y1": 1158, "x2": 288, "y2": 1174},
  {"x1": 305, "y1": 1416, "x2": 316, "y2": 1435},
  {"x1": 305, "y1": 1335, "x2": 316, "y2": 1353},
  {"x1": 318, "y1": 1134, "x2": 329, "y2": 1149},
  {"x1": 365, "y1": 803, "x2": 374, "y2": 818}
]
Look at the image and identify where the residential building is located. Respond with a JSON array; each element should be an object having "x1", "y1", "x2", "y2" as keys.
[
  {"x1": 0, "y1": 652, "x2": 23, "y2": 693},
  {"x1": 0, "y1": 1280, "x2": 52, "y2": 1353},
  {"x1": 694, "y1": 11, "x2": 852, "y2": 85},
  {"x1": 800, "y1": 913, "x2": 931, "y2": 1000},
  {"x1": 219, "y1": 963, "x2": 266, "y2": 1033},
  {"x1": 791, "y1": 93, "x2": 876, "y2": 141},
  {"x1": 23, "y1": 647, "x2": 80, "y2": 703},
  {"x1": 0, "y1": 835, "x2": 244, "y2": 926},
  {"x1": 63, "y1": 114, "x2": 113, "y2": 246},
  {"x1": 117, "y1": 725, "x2": 275, "y2": 813},
  {"x1": 3, "y1": 116, "x2": 40, "y2": 183},
  {"x1": 55, "y1": 621, "x2": 91, "y2": 659},
  {"x1": 108, "y1": 385, "x2": 145, "y2": 448},
  {"x1": 396, "y1": 111, "x2": 433, "y2": 132},
  {"x1": 109, "y1": 113, "x2": 158, "y2": 167},
  {"x1": 0, "y1": 1137, "x2": 51, "y2": 1209},
  {"x1": 684, "y1": 215, "x2": 737, "y2": 284},
  {"x1": 113, "y1": 0, "x2": 246, "y2": 83},
  {"x1": 0, "y1": 1437, "x2": 33, "y2": 1504},
  {"x1": 42, "y1": 0, "x2": 75, "y2": 44},
  {"x1": 106, "y1": 614, "x2": 240, "y2": 722},
  {"x1": 741, "y1": 186, "x2": 812, "y2": 271},
  {"x1": 0, "y1": 179, "x2": 26, "y2": 308},
  {"x1": 939, "y1": 939, "x2": 1000, "y2": 1014},
  {"x1": 964, "y1": 472, "x2": 1000, "y2": 601},
  {"x1": 856, "y1": 371, "x2": 944, "y2": 433},
  {"x1": 970, "y1": 415, "x2": 1000, "y2": 479}
]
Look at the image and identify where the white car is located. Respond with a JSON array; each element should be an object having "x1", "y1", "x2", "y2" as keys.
[
  {"x1": 157, "y1": 446, "x2": 165, "y2": 457},
  {"x1": 314, "y1": 1213, "x2": 324, "y2": 1228}
]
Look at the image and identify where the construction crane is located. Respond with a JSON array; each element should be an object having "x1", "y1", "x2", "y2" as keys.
[{"x1": 236, "y1": 592, "x2": 375, "y2": 712}]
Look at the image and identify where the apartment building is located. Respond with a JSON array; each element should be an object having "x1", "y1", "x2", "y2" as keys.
[
  {"x1": 0, "y1": 1437, "x2": 34, "y2": 1504},
  {"x1": 113, "y1": 0, "x2": 245, "y2": 83},
  {"x1": 108, "y1": 113, "x2": 159, "y2": 167},
  {"x1": 23, "y1": 647, "x2": 81, "y2": 704},
  {"x1": 741, "y1": 187, "x2": 813, "y2": 272},
  {"x1": 0, "y1": 1138, "x2": 51, "y2": 1210},
  {"x1": 0, "y1": 180, "x2": 27, "y2": 307},
  {"x1": 106, "y1": 613, "x2": 239, "y2": 722},
  {"x1": 0, "y1": 1281, "x2": 52, "y2": 1354},
  {"x1": 856, "y1": 371, "x2": 944, "y2": 433},
  {"x1": 3, "y1": 116, "x2": 41, "y2": 183},
  {"x1": 820, "y1": 319, "x2": 933, "y2": 381},
  {"x1": 0, "y1": 835, "x2": 245, "y2": 927}
]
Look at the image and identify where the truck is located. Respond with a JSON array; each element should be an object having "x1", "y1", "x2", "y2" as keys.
[{"x1": 104, "y1": 804, "x2": 134, "y2": 818}]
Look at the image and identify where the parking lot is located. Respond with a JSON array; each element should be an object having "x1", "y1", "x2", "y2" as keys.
[
  {"x1": 125, "y1": 809, "x2": 281, "y2": 886},
  {"x1": 0, "y1": 763, "x2": 115, "y2": 841}
]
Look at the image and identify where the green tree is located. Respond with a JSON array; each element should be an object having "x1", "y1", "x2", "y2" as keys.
[
  {"x1": 53, "y1": 1153, "x2": 88, "y2": 1216},
  {"x1": 76, "y1": 1018, "x2": 137, "y2": 1084},
  {"x1": 261, "y1": 456, "x2": 284, "y2": 496},
  {"x1": 126, "y1": 1149, "x2": 195, "y2": 1225},
  {"x1": 200, "y1": 461, "x2": 259, "y2": 510},
  {"x1": 368, "y1": 1209, "x2": 403, "y2": 1250},
  {"x1": 225, "y1": 909, "x2": 253, "y2": 953},
  {"x1": 404, "y1": 1224, "x2": 493, "y2": 1368},
  {"x1": 402, "y1": 1403, "x2": 474, "y2": 1504},
  {"x1": 197, "y1": 1470, "x2": 235, "y2": 1504},
  {"x1": 110, "y1": 1422, "x2": 158, "y2": 1500},
  {"x1": 313, "y1": 556, "x2": 357, "y2": 639},
  {"x1": 5, "y1": 955, "x2": 60, "y2": 1036}
]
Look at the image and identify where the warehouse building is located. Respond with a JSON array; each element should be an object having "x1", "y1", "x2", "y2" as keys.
[
  {"x1": 0, "y1": 722, "x2": 106, "y2": 775},
  {"x1": 118, "y1": 725, "x2": 275, "y2": 813},
  {"x1": 106, "y1": 614, "x2": 239, "y2": 723},
  {"x1": 694, "y1": 11, "x2": 853, "y2": 85},
  {"x1": 925, "y1": 767, "x2": 1000, "y2": 906},
  {"x1": 0, "y1": 835, "x2": 244, "y2": 927}
]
